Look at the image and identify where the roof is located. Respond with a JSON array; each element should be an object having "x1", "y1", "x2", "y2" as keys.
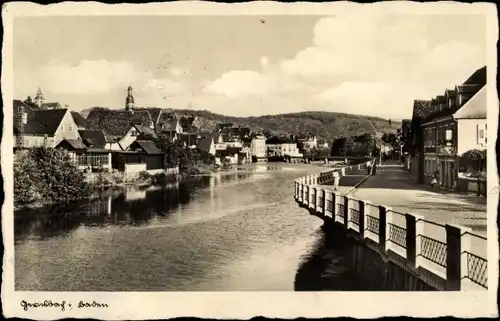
[
  {"x1": 133, "y1": 107, "x2": 162, "y2": 123},
  {"x1": 411, "y1": 100, "x2": 434, "y2": 120},
  {"x1": 445, "y1": 89, "x2": 456, "y2": 97},
  {"x1": 129, "y1": 140, "x2": 163, "y2": 155},
  {"x1": 41, "y1": 102, "x2": 62, "y2": 109},
  {"x1": 453, "y1": 86, "x2": 487, "y2": 119},
  {"x1": 197, "y1": 130, "x2": 211, "y2": 138},
  {"x1": 71, "y1": 111, "x2": 86, "y2": 128},
  {"x1": 85, "y1": 107, "x2": 152, "y2": 136},
  {"x1": 436, "y1": 95, "x2": 446, "y2": 103},
  {"x1": 13, "y1": 100, "x2": 33, "y2": 113},
  {"x1": 197, "y1": 136, "x2": 213, "y2": 151},
  {"x1": 133, "y1": 124, "x2": 157, "y2": 138},
  {"x1": 178, "y1": 133, "x2": 198, "y2": 146},
  {"x1": 463, "y1": 66, "x2": 486, "y2": 86},
  {"x1": 456, "y1": 84, "x2": 482, "y2": 93},
  {"x1": 157, "y1": 112, "x2": 179, "y2": 132},
  {"x1": 20, "y1": 109, "x2": 68, "y2": 136},
  {"x1": 78, "y1": 129, "x2": 108, "y2": 148},
  {"x1": 56, "y1": 139, "x2": 87, "y2": 151}
]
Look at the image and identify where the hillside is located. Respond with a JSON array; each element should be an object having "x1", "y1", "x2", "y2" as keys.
[{"x1": 80, "y1": 107, "x2": 401, "y2": 143}]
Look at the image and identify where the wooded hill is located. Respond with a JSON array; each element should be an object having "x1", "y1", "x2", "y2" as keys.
[{"x1": 80, "y1": 107, "x2": 401, "y2": 143}]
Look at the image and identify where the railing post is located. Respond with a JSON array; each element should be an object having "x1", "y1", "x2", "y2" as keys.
[
  {"x1": 358, "y1": 200, "x2": 365, "y2": 239},
  {"x1": 343, "y1": 195, "x2": 349, "y2": 229},
  {"x1": 332, "y1": 192, "x2": 337, "y2": 221},
  {"x1": 378, "y1": 205, "x2": 387, "y2": 252},
  {"x1": 405, "y1": 213, "x2": 417, "y2": 270},
  {"x1": 445, "y1": 224, "x2": 462, "y2": 291},
  {"x1": 323, "y1": 189, "x2": 327, "y2": 216},
  {"x1": 460, "y1": 227, "x2": 473, "y2": 290}
]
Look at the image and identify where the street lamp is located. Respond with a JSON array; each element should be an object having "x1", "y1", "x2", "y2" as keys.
[{"x1": 368, "y1": 120, "x2": 381, "y2": 165}]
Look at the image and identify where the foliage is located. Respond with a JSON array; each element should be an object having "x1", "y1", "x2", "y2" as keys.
[
  {"x1": 331, "y1": 133, "x2": 380, "y2": 157},
  {"x1": 460, "y1": 149, "x2": 486, "y2": 176},
  {"x1": 14, "y1": 147, "x2": 91, "y2": 206},
  {"x1": 381, "y1": 132, "x2": 399, "y2": 150},
  {"x1": 153, "y1": 134, "x2": 215, "y2": 175}
]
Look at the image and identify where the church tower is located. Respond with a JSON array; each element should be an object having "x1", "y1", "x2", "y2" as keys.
[
  {"x1": 33, "y1": 87, "x2": 45, "y2": 108},
  {"x1": 126, "y1": 86, "x2": 135, "y2": 113}
]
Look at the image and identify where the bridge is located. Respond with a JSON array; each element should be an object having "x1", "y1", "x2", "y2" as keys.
[{"x1": 294, "y1": 161, "x2": 488, "y2": 291}]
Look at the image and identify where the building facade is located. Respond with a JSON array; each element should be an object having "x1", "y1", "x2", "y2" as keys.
[{"x1": 416, "y1": 66, "x2": 487, "y2": 190}]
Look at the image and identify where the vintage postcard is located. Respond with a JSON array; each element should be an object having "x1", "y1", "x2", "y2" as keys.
[{"x1": 2, "y1": 1, "x2": 499, "y2": 319}]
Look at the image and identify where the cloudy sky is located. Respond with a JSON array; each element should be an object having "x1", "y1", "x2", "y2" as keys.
[{"x1": 13, "y1": 13, "x2": 486, "y2": 119}]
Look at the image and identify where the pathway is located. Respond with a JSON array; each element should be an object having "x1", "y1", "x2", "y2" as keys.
[{"x1": 349, "y1": 163, "x2": 487, "y2": 236}]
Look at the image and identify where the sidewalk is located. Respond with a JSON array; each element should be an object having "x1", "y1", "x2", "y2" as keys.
[
  {"x1": 320, "y1": 167, "x2": 370, "y2": 194},
  {"x1": 349, "y1": 164, "x2": 487, "y2": 236}
]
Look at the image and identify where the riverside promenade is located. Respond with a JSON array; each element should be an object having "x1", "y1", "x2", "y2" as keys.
[
  {"x1": 349, "y1": 162, "x2": 487, "y2": 236},
  {"x1": 294, "y1": 161, "x2": 488, "y2": 291}
]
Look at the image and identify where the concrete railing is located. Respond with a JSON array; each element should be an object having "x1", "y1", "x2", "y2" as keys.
[{"x1": 293, "y1": 163, "x2": 488, "y2": 291}]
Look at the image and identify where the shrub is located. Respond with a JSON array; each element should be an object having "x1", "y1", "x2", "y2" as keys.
[
  {"x1": 14, "y1": 147, "x2": 91, "y2": 206},
  {"x1": 14, "y1": 151, "x2": 42, "y2": 204},
  {"x1": 138, "y1": 171, "x2": 152, "y2": 183}
]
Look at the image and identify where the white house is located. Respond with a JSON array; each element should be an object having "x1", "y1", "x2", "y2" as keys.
[
  {"x1": 453, "y1": 86, "x2": 487, "y2": 156},
  {"x1": 14, "y1": 101, "x2": 81, "y2": 149},
  {"x1": 250, "y1": 134, "x2": 267, "y2": 159}
]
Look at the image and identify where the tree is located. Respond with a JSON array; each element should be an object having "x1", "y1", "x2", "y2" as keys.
[
  {"x1": 14, "y1": 147, "x2": 91, "y2": 206},
  {"x1": 460, "y1": 149, "x2": 486, "y2": 175},
  {"x1": 353, "y1": 133, "x2": 374, "y2": 156},
  {"x1": 330, "y1": 136, "x2": 355, "y2": 156}
]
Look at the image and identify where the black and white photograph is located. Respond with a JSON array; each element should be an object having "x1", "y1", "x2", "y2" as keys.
[{"x1": 2, "y1": 1, "x2": 498, "y2": 319}]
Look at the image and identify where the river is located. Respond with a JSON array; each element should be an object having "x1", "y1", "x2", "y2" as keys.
[{"x1": 15, "y1": 163, "x2": 371, "y2": 291}]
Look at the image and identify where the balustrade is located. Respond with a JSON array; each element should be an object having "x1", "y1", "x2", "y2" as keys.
[{"x1": 294, "y1": 162, "x2": 488, "y2": 290}]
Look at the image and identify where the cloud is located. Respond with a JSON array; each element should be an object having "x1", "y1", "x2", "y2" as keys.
[
  {"x1": 142, "y1": 78, "x2": 183, "y2": 95},
  {"x1": 169, "y1": 66, "x2": 190, "y2": 77},
  {"x1": 203, "y1": 70, "x2": 274, "y2": 98},
  {"x1": 260, "y1": 56, "x2": 269, "y2": 66},
  {"x1": 205, "y1": 13, "x2": 486, "y2": 118},
  {"x1": 36, "y1": 59, "x2": 183, "y2": 98}
]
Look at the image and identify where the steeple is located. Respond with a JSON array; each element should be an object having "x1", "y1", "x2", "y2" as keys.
[
  {"x1": 126, "y1": 86, "x2": 135, "y2": 113},
  {"x1": 34, "y1": 86, "x2": 45, "y2": 108}
]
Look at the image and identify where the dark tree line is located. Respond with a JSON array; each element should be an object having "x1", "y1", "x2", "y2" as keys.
[{"x1": 330, "y1": 133, "x2": 381, "y2": 157}]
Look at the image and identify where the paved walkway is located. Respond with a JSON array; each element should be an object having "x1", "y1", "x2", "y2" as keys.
[
  {"x1": 319, "y1": 167, "x2": 370, "y2": 194},
  {"x1": 349, "y1": 163, "x2": 487, "y2": 236}
]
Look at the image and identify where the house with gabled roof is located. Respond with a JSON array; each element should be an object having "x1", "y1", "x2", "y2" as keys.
[
  {"x1": 197, "y1": 136, "x2": 216, "y2": 156},
  {"x1": 112, "y1": 140, "x2": 164, "y2": 174},
  {"x1": 71, "y1": 112, "x2": 87, "y2": 130},
  {"x1": 156, "y1": 112, "x2": 182, "y2": 141},
  {"x1": 179, "y1": 115, "x2": 202, "y2": 133},
  {"x1": 85, "y1": 107, "x2": 156, "y2": 151},
  {"x1": 416, "y1": 66, "x2": 487, "y2": 190},
  {"x1": 56, "y1": 133, "x2": 112, "y2": 172},
  {"x1": 13, "y1": 102, "x2": 81, "y2": 149}
]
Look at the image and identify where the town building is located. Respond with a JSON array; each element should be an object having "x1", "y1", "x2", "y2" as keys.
[
  {"x1": 71, "y1": 112, "x2": 87, "y2": 130},
  {"x1": 266, "y1": 137, "x2": 302, "y2": 159},
  {"x1": 250, "y1": 133, "x2": 267, "y2": 162},
  {"x1": 297, "y1": 134, "x2": 318, "y2": 150},
  {"x1": 56, "y1": 136, "x2": 112, "y2": 172},
  {"x1": 14, "y1": 102, "x2": 81, "y2": 149},
  {"x1": 196, "y1": 136, "x2": 216, "y2": 156},
  {"x1": 412, "y1": 66, "x2": 486, "y2": 190}
]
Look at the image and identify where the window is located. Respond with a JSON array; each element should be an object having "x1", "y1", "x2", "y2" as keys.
[{"x1": 477, "y1": 124, "x2": 486, "y2": 145}]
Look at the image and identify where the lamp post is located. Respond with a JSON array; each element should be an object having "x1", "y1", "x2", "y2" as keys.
[{"x1": 368, "y1": 120, "x2": 381, "y2": 165}]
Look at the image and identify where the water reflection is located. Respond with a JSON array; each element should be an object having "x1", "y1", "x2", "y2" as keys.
[{"x1": 15, "y1": 163, "x2": 347, "y2": 291}]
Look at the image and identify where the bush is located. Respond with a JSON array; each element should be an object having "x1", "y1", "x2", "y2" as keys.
[
  {"x1": 138, "y1": 171, "x2": 152, "y2": 182},
  {"x1": 14, "y1": 147, "x2": 92, "y2": 206}
]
